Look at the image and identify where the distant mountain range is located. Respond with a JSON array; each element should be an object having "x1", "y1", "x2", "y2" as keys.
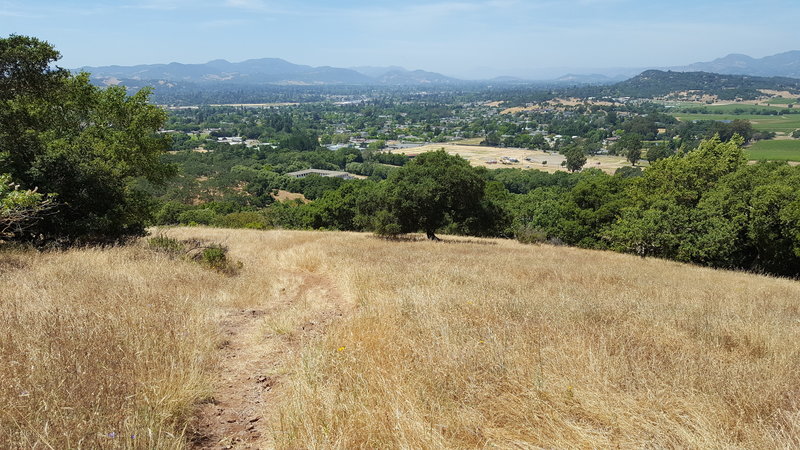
[
  {"x1": 77, "y1": 58, "x2": 459, "y2": 86},
  {"x1": 670, "y1": 51, "x2": 800, "y2": 79},
  {"x1": 75, "y1": 50, "x2": 800, "y2": 90}
]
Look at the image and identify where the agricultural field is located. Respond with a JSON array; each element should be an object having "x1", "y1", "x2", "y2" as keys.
[
  {"x1": 674, "y1": 113, "x2": 800, "y2": 133},
  {"x1": 766, "y1": 97, "x2": 797, "y2": 105},
  {"x1": 746, "y1": 139, "x2": 800, "y2": 161},
  {"x1": 676, "y1": 104, "x2": 790, "y2": 114},
  {"x1": 3, "y1": 228, "x2": 800, "y2": 448},
  {"x1": 388, "y1": 144, "x2": 631, "y2": 174}
]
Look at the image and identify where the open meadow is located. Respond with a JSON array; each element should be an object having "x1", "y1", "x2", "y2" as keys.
[
  {"x1": 389, "y1": 144, "x2": 631, "y2": 174},
  {"x1": 746, "y1": 139, "x2": 800, "y2": 161},
  {"x1": 2, "y1": 228, "x2": 800, "y2": 448}
]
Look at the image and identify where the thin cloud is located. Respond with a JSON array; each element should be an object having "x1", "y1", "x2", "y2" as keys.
[
  {"x1": 199, "y1": 18, "x2": 254, "y2": 28},
  {"x1": 224, "y1": 0, "x2": 277, "y2": 12}
]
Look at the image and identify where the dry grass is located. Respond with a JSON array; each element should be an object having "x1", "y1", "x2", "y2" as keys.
[
  {"x1": 388, "y1": 144, "x2": 630, "y2": 173},
  {"x1": 0, "y1": 245, "x2": 226, "y2": 448},
  {"x1": 269, "y1": 233, "x2": 800, "y2": 448},
  {"x1": 3, "y1": 229, "x2": 800, "y2": 448}
]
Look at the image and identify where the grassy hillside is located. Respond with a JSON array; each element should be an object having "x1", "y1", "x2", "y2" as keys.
[
  {"x1": 2, "y1": 229, "x2": 800, "y2": 448},
  {"x1": 0, "y1": 246, "x2": 225, "y2": 448}
]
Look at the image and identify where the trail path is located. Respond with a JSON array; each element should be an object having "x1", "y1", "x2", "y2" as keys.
[{"x1": 191, "y1": 269, "x2": 346, "y2": 449}]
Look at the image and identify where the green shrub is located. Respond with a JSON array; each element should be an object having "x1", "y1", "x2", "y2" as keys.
[
  {"x1": 213, "y1": 211, "x2": 269, "y2": 229},
  {"x1": 177, "y1": 209, "x2": 218, "y2": 226},
  {"x1": 147, "y1": 235, "x2": 185, "y2": 255},
  {"x1": 372, "y1": 210, "x2": 402, "y2": 237},
  {"x1": 195, "y1": 244, "x2": 242, "y2": 275},
  {"x1": 146, "y1": 235, "x2": 242, "y2": 275},
  {"x1": 515, "y1": 223, "x2": 548, "y2": 245},
  {"x1": 153, "y1": 201, "x2": 191, "y2": 225}
]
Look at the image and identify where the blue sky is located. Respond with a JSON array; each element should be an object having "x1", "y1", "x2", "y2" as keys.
[{"x1": 2, "y1": 0, "x2": 799, "y2": 79}]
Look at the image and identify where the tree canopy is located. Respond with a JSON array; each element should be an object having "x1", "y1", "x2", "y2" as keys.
[
  {"x1": 0, "y1": 35, "x2": 174, "y2": 243},
  {"x1": 377, "y1": 149, "x2": 487, "y2": 240}
]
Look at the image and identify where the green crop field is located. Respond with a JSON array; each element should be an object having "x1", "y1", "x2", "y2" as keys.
[
  {"x1": 745, "y1": 139, "x2": 800, "y2": 161},
  {"x1": 766, "y1": 97, "x2": 797, "y2": 105},
  {"x1": 674, "y1": 113, "x2": 800, "y2": 133},
  {"x1": 675, "y1": 104, "x2": 788, "y2": 114}
]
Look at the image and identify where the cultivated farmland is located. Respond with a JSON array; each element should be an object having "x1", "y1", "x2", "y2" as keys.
[
  {"x1": 746, "y1": 139, "x2": 800, "y2": 161},
  {"x1": 674, "y1": 112, "x2": 800, "y2": 133}
]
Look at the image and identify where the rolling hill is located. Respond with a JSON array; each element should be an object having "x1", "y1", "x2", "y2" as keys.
[{"x1": 603, "y1": 70, "x2": 800, "y2": 100}]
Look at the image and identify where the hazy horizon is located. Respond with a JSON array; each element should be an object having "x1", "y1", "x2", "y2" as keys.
[{"x1": 3, "y1": 0, "x2": 799, "y2": 79}]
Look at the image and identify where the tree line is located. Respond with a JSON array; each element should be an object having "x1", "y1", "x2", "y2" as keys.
[{"x1": 3, "y1": 35, "x2": 799, "y2": 278}]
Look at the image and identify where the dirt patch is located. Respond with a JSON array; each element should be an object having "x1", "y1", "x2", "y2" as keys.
[
  {"x1": 271, "y1": 190, "x2": 308, "y2": 203},
  {"x1": 190, "y1": 266, "x2": 347, "y2": 449},
  {"x1": 190, "y1": 308, "x2": 278, "y2": 449},
  {"x1": 389, "y1": 144, "x2": 630, "y2": 174}
]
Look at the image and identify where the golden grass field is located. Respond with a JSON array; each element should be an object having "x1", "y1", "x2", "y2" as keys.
[
  {"x1": 389, "y1": 144, "x2": 631, "y2": 174},
  {"x1": 2, "y1": 228, "x2": 800, "y2": 448}
]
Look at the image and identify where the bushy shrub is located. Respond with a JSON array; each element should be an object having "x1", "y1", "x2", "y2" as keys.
[
  {"x1": 147, "y1": 234, "x2": 185, "y2": 256},
  {"x1": 372, "y1": 210, "x2": 402, "y2": 237},
  {"x1": 153, "y1": 201, "x2": 191, "y2": 225},
  {"x1": 515, "y1": 223, "x2": 548, "y2": 244},
  {"x1": 146, "y1": 235, "x2": 242, "y2": 275},
  {"x1": 195, "y1": 244, "x2": 243, "y2": 275},
  {"x1": 177, "y1": 209, "x2": 218, "y2": 226},
  {"x1": 213, "y1": 211, "x2": 268, "y2": 229}
]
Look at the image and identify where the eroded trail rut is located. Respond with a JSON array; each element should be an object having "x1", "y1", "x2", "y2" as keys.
[{"x1": 191, "y1": 269, "x2": 346, "y2": 449}]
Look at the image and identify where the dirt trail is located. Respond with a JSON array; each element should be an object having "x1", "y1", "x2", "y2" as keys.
[{"x1": 191, "y1": 270, "x2": 347, "y2": 449}]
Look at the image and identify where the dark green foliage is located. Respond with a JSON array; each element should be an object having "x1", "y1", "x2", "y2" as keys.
[
  {"x1": 646, "y1": 144, "x2": 675, "y2": 163},
  {"x1": 146, "y1": 235, "x2": 185, "y2": 256},
  {"x1": 491, "y1": 169, "x2": 578, "y2": 194},
  {"x1": 376, "y1": 150, "x2": 488, "y2": 239},
  {"x1": 197, "y1": 245, "x2": 242, "y2": 275},
  {"x1": 0, "y1": 35, "x2": 174, "y2": 243},
  {"x1": 0, "y1": 35, "x2": 67, "y2": 100},
  {"x1": 214, "y1": 211, "x2": 269, "y2": 229},
  {"x1": 482, "y1": 132, "x2": 501, "y2": 147},
  {"x1": 153, "y1": 201, "x2": 192, "y2": 225},
  {"x1": 371, "y1": 210, "x2": 403, "y2": 237},
  {"x1": 177, "y1": 209, "x2": 218, "y2": 226},
  {"x1": 602, "y1": 136, "x2": 794, "y2": 269},
  {"x1": 515, "y1": 223, "x2": 548, "y2": 244},
  {"x1": 564, "y1": 146, "x2": 587, "y2": 172},
  {"x1": 280, "y1": 130, "x2": 319, "y2": 151},
  {"x1": 609, "y1": 70, "x2": 800, "y2": 100},
  {"x1": 614, "y1": 166, "x2": 643, "y2": 178},
  {"x1": 304, "y1": 181, "x2": 380, "y2": 231}
]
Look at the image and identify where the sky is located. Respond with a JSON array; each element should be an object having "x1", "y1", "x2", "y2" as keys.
[{"x1": 3, "y1": 0, "x2": 800, "y2": 79}]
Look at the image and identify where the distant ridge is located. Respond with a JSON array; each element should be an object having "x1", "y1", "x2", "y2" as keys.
[
  {"x1": 77, "y1": 58, "x2": 457, "y2": 86},
  {"x1": 74, "y1": 50, "x2": 800, "y2": 91},
  {"x1": 670, "y1": 51, "x2": 800, "y2": 78},
  {"x1": 607, "y1": 70, "x2": 800, "y2": 100}
]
